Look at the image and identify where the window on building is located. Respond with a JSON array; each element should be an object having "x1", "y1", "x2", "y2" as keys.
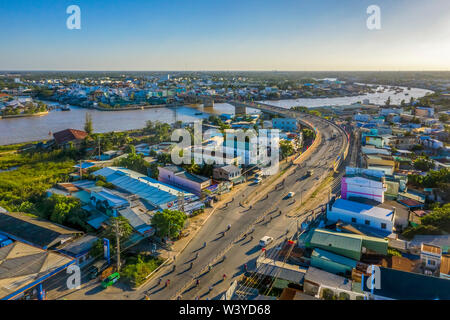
[
  {"x1": 428, "y1": 260, "x2": 436, "y2": 266},
  {"x1": 351, "y1": 217, "x2": 357, "y2": 223},
  {"x1": 381, "y1": 223, "x2": 387, "y2": 229},
  {"x1": 365, "y1": 220, "x2": 370, "y2": 225}
]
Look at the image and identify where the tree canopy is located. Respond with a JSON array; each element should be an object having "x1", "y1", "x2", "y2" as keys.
[{"x1": 151, "y1": 209, "x2": 187, "y2": 239}]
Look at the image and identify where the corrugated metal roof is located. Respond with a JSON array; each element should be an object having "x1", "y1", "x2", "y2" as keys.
[
  {"x1": 111, "y1": 175, "x2": 177, "y2": 206},
  {"x1": 0, "y1": 241, "x2": 75, "y2": 299},
  {"x1": 304, "y1": 267, "x2": 352, "y2": 291},
  {"x1": 92, "y1": 167, "x2": 197, "y2": 207},
  {"x1": 310, "y1": 229, "x2": 362, "y2": 254},
  {"x1": 92, "y1": 188, "x2": 129, "y2": 208},
  {"x1": 312, "y1": 248, "x2": 358, "y2": 268},
  {"x1": 0, "y1": 212, "x2": 82, "y2": 249}
]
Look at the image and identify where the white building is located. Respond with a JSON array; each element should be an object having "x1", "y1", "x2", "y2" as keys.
[
  {"x1": 327, "y1": 198, "x2": 394, "y2": 233},
  {"x1": 341, "y1": 167, "x2": 386, "y2": 204}
]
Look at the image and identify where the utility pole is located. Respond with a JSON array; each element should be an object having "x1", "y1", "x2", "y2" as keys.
[
  {"x1": 115, "y1": 217, "x2": 121, "y2": 272},
  {"x1": 178, "y1": 191, "x2": 185, "y2": 213},
  {"x1": 79, "y1": 160, "x2": 82, "y2": 179}
]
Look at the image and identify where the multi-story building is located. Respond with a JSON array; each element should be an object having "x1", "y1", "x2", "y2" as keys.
[{"x1": 341, "y1": 167, "x2": 386, "y2": 203}]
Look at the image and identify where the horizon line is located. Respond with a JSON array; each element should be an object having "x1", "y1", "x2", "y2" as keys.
[{"x1": 2, "y1": 69, "x2": 450, "y2": 73}]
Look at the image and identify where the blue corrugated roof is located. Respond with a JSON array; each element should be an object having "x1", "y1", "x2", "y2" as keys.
[
  {"x1": 112, "y1": 175, "x2": 177, "y2": 206},
  {"x1": 93, "y1": 189, "x2": 129, "y2": 208}
]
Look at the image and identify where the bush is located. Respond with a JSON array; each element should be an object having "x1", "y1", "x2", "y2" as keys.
[
  {"x1": 190, "y1": 208, "x2": 205, "y2": 217},
  {"x1": 321, "y1": 288, "x2": 336, "y2": 300},
  {"x1": 338, "y1": 292, "x2": 350, "y2": 300},
  {"x1": 121, "y1": 255, "x2": 164, "y2": 287}
]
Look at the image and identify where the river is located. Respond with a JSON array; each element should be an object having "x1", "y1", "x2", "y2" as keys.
[
  {"x1": 0, "y1": 102, "x2": 260, "y2": 145},
  {"x1": 263, "y1": 85, "x2": 432, "y2": 109},
  {"x1": 0, "y1": 84, "x2": 432, "y2": 145}
]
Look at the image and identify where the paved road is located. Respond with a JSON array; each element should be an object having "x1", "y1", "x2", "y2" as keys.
[
  {"x1": 134, "y1": 106, "x2": 348, "y2": 300},
  {"x1": 48, "y1": 106, "x2": 348, "y2": 300}
]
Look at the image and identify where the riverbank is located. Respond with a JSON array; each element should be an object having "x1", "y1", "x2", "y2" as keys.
[
  {"x1": 93, "y1": 102, "x2": 186, "y2": 111},
  {"x1": 0, "y1": 111, "x2": 49, "y2": 119}
]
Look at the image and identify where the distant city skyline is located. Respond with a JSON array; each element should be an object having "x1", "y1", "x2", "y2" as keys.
[{"x1": 0, "y1": 0, "x2": 449, "y2": 71}]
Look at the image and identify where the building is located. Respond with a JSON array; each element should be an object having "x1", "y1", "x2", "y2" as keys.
[
  {"x1": 89, "y1": 187, "x2": 131, "y2": 215},
  {"x1": 341, "y1": 167, "x2": 386, "y2": 203},
  {"x1": 92, "y1": 167, "x2": 201, "y2": 212},
  {"x1": 420, "y1": 243, "x2": 442, "y2": 274},
  {"x1": 212, "y1": 165, "x2": 243, "y2": 184},
  {"x1": 0, "y1": 212, "x2": 82, "y2": 250},
  {"x1": 255, "y1": 254, "x2": 307, "y2": 285},
  {"x1": 415, "y1": 106, "x2": 434, "y2": 118},
  {"x1": 306, "y1": 228, "x2": 388, "y2": 261},
  {"x1": 364, "y1": 135, "x2": 384, "y2": 148},
  {"x1": 0, "y1": 241, "x2": 75, "y2": 300},
  {"x1": 327, "y1": 199, "x2": 394, "y2": 234},
  {"x1": 389, "y1": 135, "x2": 419, "y2": 150},
  {"x1": 363, "y1": 154, "x2": 396, "y2": 175},
  {"x1": 440, "y1": 255, "x2": 450, "y2": 280},
  {"x1": 361, "y1": 146, "x2": 391, "y2": 156},
  {"x1": 421, "y1": 138, "x2": 444, "y2": 150},
  {"x1": 303, "y1": 267, "x2": 364, "y2": 300},
  {"x1": 310, "y1": 248, "x2": 358, "y2": 276},
  {"x1": 53, "y1": 128, "x2": 88, "y2": 148},
  {"x1": 362, "y1": 266, "x2": 450, "y2": 300},
  {"x1": 272, "y1": 118, "x2": 299, "y2": 131},
  {"x1": 58, "y1": 235, "x2": 99, "y2": 267},
  {"x1": 354, "y1": 113, "x2": 371, "y2": 122},
  {"x1": 158, "y1": 165, "x2": 211, "y2": 196}
]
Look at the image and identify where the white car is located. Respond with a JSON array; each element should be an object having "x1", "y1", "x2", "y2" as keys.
[
  {"x1": 259, "y1": 236, "x2": 274, "y2": 247},
  {"x1": 287, "y1": 192, "x2": 295, "y2": 198}
]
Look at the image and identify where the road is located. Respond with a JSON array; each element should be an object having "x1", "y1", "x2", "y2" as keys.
[{"x1": 48, "y1": 104, "x2": 348, "y2": 300}]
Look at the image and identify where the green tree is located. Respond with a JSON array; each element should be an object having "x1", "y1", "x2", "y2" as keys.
[
  {"x1": 84, "y1": 113, "x2": 93, "y2": 135},
  {"x1": 279, "y1": 140, "x2": 294, "y2": 158},
  {"x1": 439, "y1": 113, "x2": 449, "y2": 123},
  {"x1": 421, "y1": 203, "x2": 450, "y2": 232},
  {"x1": 104, "y1": 216, "x2": 134, "y2": 242},
  {"x1": 114, "y1": 148, "x2": 149, "y2": 175},
  {"x1": 151, "y1": 209, "x2": 187, "y2": 239},
  {"x1": 413, "y1": 157, "x2": 433, "y2": 172}
]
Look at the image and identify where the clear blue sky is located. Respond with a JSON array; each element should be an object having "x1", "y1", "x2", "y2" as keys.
[{"x1": 0, "y1": 0, "x2": 449, "y2": 71}]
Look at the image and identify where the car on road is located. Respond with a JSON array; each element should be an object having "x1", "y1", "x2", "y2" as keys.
[
  {"x1": 259, "y1": 236, "x2": 274, "y2": 247},
  {"x1": 306, "y1": 170, "x2": 314, "y2": 177},
  {"x1": 287, "y1": 192, "x2": 295, "y2": 198},
  {"x1": 254, "y1": 177, "x2": 262, "y2": 184},
  {"x1": 101, "y1": 272, "x2": 120, "y2": 289}
]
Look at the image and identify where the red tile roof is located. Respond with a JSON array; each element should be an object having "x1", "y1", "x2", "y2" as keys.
[{"x1": 53, "y1": 129, "x2": 88, "y2": 145}]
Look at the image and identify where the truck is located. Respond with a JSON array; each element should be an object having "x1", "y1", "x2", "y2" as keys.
[{"x1": 87, "y1": 259, "x2": 111, "y2": 280}]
